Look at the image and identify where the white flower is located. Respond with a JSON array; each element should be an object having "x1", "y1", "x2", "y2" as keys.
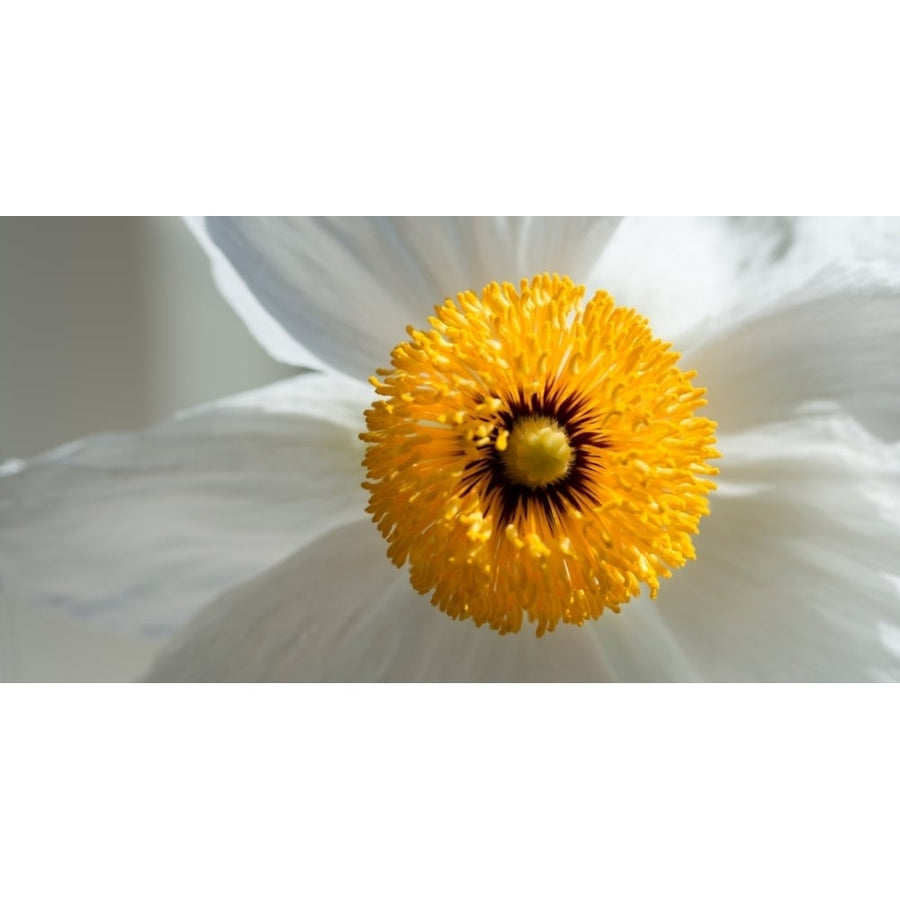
[{"x1": 2, "y1": 217, "x2": 899, "y2": 681}]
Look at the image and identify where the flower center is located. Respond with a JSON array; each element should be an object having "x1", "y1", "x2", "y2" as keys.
[
  {"x1": 361, "y1": 274, "x2": 719, "y2": 636},
  {"x1": 501, "y1": 416, "x2": 573, "y2": 487}
]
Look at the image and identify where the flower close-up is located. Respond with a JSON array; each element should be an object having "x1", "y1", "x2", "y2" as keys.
[{"x1": 2, "y1": 217, "x2": 899, "y2": 681}]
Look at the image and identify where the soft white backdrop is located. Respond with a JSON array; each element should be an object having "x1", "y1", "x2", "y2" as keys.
[{"x1": 0, "y1": 218, "x2": 296, "y2": 681}]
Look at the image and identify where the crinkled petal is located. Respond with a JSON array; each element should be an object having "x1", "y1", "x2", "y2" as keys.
[
  {"x1": 0, "y1": 372, "x2": 372, "y2": 636},
  {"x1": 593, "y1": 217, "x2": 900, "y2": 343},
  {"x1": 594, "y1": 217, "x2": 794, "y2": 341},
  {"x1": 792, "y1": 216, "x2": 900, "y2": 265},
  {"x1": 655, "y1": 411, "x2": 900, "y2": 681},
  {"x1": 684, "y1": 262, "x2": 900, "y2": 440},
  {"x1": 143, "y1": 518, "x2": 615, "y2": 682},
  {"x1": 189, "y1": 217, "x2": 622, "y2": 379}
]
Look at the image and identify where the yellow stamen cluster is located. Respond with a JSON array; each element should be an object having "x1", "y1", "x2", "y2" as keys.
[{"x1": 361, "y1": 274, "x2": 719, "y2": 636}]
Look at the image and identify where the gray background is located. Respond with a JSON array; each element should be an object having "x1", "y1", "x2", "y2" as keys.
[{"x1": 0, "y1": 218, "x2": 296, "y2": 680}]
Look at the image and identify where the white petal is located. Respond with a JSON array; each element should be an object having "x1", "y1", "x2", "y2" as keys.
[
  {"x1": 0, "y1": 372, "x2": 372, "y2": 636},
  {"x1": 142, "y1": 411, "x2": 900, "y2": 682},
  {"x1": 792, "y1": 217, "x2": 900, "y2": 265},
  {"x1": 593, "y1": 217, "x2": 801, "y2": 340},
  {"x1": 656, "y1": 412, "x2": 900, "y2": 681},
  {"x1": 684, "y1": 262, "x2": 900, "y2": 440},
  {"x1": 587, "y1": 597, "x2": 702, "y2": 682},
  {"x1": 592, "y1": 217, "x2": 900, "y2": 344},
  {"x1": 144, "y1": 518, "x2": 615, "y2": 682},
  {"x1": 190, "y1": 217, "x2": 622, "y2": 379}
]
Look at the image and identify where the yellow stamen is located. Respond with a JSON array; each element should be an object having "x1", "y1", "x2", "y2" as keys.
[{"x1": 361, "y1": 274, "x2": 719, "y2": 636}]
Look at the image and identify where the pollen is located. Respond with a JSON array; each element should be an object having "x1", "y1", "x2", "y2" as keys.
[{"x1": 361, "y1": 274, "x2": 719, "y2": 636}]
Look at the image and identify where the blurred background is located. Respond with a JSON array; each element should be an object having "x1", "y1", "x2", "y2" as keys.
[{"x1": 0, "y1": 218, "x2": 296, "y2": 681}]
